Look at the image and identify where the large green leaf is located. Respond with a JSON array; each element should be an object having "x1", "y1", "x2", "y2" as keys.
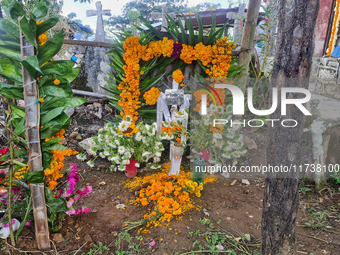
[
  {"x1": 0, "y1": 58, "x2": 22, "y2": 83},
  {"x1": 0, "y1": 149, "x2": 27, "y2": 161},
  {"x1": 1, "y1": 0, "x2": 25, "y2": 25},
  {"x1": 195, "y1": 12, "x2": 204, "y2": 44},
  {"x1": 58, "y1": 66, "x2": 80, "y2": 83},
  {"x1": 14, "y1": 117, "x2": 26, "y2": 136},
  {"x1": 0, "y1": 82, "x2": 23, "y2": 100},
  {"x1": 53, "y1": 112, "x2": 70, "y2": 129},
  {"x1": 0, "y1": 38, "x2": 20, "y2": 48},
  {"x1": 20, "y1": 16, "x2": 37, "y2": 47},
  {"x1": 32, "y1": 0, "x2": 49, "y2": 21},
  {"x1": 40, "y1": 124, "x2": 62, "y2": 140},
  {"x1": 64, "y1": 97, "x2": 87, "y2": 109},
  {"x1": 45, "y1": 187, "x2": 67, "y2": 213},
  {"x1": 43, "y1": 83, "x2": 73, "y2": 98},
  {"x1": 37, "y1": 30, "x2": 64, "y2": 66},
  {"x1": 0, "y1": 45, "x2": 21, "y2": 61},
  {"x1": 37, "y1": 17, "x2": 58, "y2": 36},
  {"x1": 22, "y1": 55, "x2": 42, "y2": 79},
  {"x1": 41, "y1": 107, "x2": 65, "y2": 125},
  {"x1": 42, "y1": 142, "x2": 66, "y2": 152},
  {"x1": 24, "y1": 169, "x2": 44, "y2": 183},
  {"x1": 9, "y1": 102, "x2": 25, "y2": 118},
  {"x1": 0, "y1": 18, "x2": 20, "y2": 39},
  {"x1": 41, "y1": 60, "x2": 74, "y2": 75}
]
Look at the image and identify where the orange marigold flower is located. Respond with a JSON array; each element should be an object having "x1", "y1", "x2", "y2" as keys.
[
  {"x1": 172, "y1": 69, "x2": 184, "y2": 83},
  {"x1": 54, "y1": 79, "x2": 61, "y2": 85}
]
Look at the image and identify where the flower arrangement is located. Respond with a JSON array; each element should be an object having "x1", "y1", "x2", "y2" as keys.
[
  {"x1": 117, "y1": 36, "x2": 236, "y2": 124},
  {"x1": 160, "y1": 118, "x2": 188, "y2": 144},
  {"x1": 143, "y1": 87, "x2": 161, "y2": 105},
  {"x1": 172, "y1": 69, "x2": 184, "y2": 83},
  {"x1": 85, "y1": 121, "x2": 164, "y2": 171},
  {"x1": 327, "y1": 0, "x2": 340, "y2": 56},
  {"x1": 123, "y1": 162, "x2": 216, "y2": 231}
]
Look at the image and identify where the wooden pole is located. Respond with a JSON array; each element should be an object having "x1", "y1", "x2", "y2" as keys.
[
  {"x1": 237, "y1": 0, "x2": 261, "y2": 90},
  {"x1": 19, "y1": 19, "x2": 50, "y2": 251}
]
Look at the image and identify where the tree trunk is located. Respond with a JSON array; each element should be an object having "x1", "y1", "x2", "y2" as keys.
[
  {"x1": 261, "y1": 0, "x2": 320, "y2": 254},
  {"x1": 238, "y1": 0, "x2": 261, "y2": 89}
]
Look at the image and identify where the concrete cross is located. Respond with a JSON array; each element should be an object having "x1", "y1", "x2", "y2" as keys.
[
  {"x1": 86, "y1": 1, "x2": 111, "y2": 41},
  {"x1": 150, "y1": 4, "x2": 176, "y2": 32}
]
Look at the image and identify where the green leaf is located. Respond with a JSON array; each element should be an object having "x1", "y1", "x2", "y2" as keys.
[
  {"x1": 58, "y1": 67, "x2": 80, "y2": 83},
  {"x1": 64, "y1": 97, "x2": 87, "y2": 109},
  {"x1": 0, "y1": 58, "x2": 22, "y2": 83},
  {"x1": 42, "y1": 143, "x2": 66, "y2": 152},
  {"x1": 41, "y1": 60, "x2": 74, "y2": 75},
  {"x1": 45, "y1": 187, "x2": 67, "y2": 213},
  {"x1": 53, "y1": 112, "x2": 70, "y2": 129},
  {"x1": 32, "y1": 0, "x2": 49, "y2": 21},
  {"x1": 0, "y1": 82, "x2": 23, "y2": 100},
  {"x1": 20, "y1": 16, "x2": 37, "y2": 47},
  {"x1": 37, "y1": 17, "x2": 58, "y2": 36},
  {"x1": 40, "y1": 124, "x2": 62, "y2": 140},
  {"x1": 43, "y1": 83, "x2": 73, "y2": 98},
  {"x1": 9, "y1": 102, "x2": 25, "y2": 118},
  {"x1": 24, "y1": 169, "x2": 44, "y2": 183},
  {"x1": 1, "y1": 0, "x2": 25, "y2": 25},
  {"x1": 136, "y1": 21, "x2": 163, "y2": 40},
  {"x1": 42, "y1": 152, "x2": 52, "y2": 169},
  {"x1": 37, "y1": 30, "x2": 64, "y2": 66},
  {"x1": 0, "y1": 149, "x2": 26, "y2": 161},
  {"x1": 0, "y1": 18, "x2": 20, "y2": 38},
  {"x1": 41, "y1": 107, "x2": 65, "y2": 125},
  {"x1": 22, "y1": 55, "x2": 42, "y2": 79},
  {"x1": 43, "y1": 138, "x2": 62, "y2": 145},
  {"x1": 0, "y1": 45, "x2": 21, "y2": 61},
  {"x1": 14, "y1": 117, "x2": 26, "y2": 136},
  {"x1": 195, "y1": 12, "x2": 204, "y2": 43}
]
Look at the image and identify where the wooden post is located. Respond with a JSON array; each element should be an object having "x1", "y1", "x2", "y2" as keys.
[
  {"x1": 237, "y1": 0, "x2": 261, "y2": 90},
  {"x1": 19, "y1": 20, "x2": 50, "y2": 251}
]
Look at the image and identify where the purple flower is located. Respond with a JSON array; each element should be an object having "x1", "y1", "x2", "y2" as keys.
[
  {"x1": 149, "y1": 240, "x2": 156, "y2": 247},
  {"x1": 81, "y1": 207, "x2": 90, "y2": 213},
  {"x1": 25, "y1": 221, "x2": 31, "y2": 226},
  {"x1": 216, "y1": 245, "x2": 223, "y2": 251},
  {"x1": 55, "y1": 190, "x2": 62, "y2": 198},
  {"x1": 172, "y1": 41, "x2": 183, "y2": 60}
]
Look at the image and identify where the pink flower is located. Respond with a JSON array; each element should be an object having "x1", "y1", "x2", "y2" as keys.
[
  {"x1": 77, "y1": 186, "x2": 92, "y2": 196},
  {"x1": 66, "y1": 209, "x2": 76, "y2": 215},
  {"x1": 25, "y1": 221, "x2": 31, "y2": 226},
  {"x1": 67, "y1": 198, "x2": 74, "y2": 208},
  {"x1": 4, "y1": 220, "x2": 16, "y2": 228},
  {"x1": 149, "y1": 241, "x2": 156, "y2": 247},
  {"x1": 239, "y1": 22, "x2": 242, "y2": 25},
  {"x1": 73, "y1": 193, "x2": 82, "y2": 200},
  {"x1": 81, "y1": 207, "x2": 90, "y2": 213},
  {"x1": 265, "y1": 18, "x2": 268, "y2": 22},
  {"x1": 216, "y1": 245, "x2": 223, "y2": 251},
  {"x1": 55, "y1": 190, "x2": 62, "y2": 198}
]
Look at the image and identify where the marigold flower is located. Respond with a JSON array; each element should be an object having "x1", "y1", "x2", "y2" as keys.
[
  {"x1": 172, "y1": 69, "x2": 184, "y2": 83},
  {"x1": 54, "y1": 79, "x2": 61, "y2": 85},
  {"x1": 38, "y1": 98, "x2": 44, "y2": 103}
]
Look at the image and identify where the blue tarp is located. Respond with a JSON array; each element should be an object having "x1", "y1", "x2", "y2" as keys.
[
  {"x1": 331, "y1": 45, "x2": 340, "y2": 58},
  {"x1": 75, "y1": 22, "x2": 92, "y2": 34}
]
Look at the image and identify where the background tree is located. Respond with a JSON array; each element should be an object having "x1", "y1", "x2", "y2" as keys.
[
  {"x1": 105, "y1": 0, "x2": 220, "y2": 32},
  {"x1": 261, "y1": 0, "x2": 320, "y2": 254},
  {"x1": 67, "y1": 12, "x2": 77, "y2": 19}
]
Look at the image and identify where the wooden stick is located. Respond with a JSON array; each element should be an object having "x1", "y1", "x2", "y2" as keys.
[
  {"x1": 63, "y1": 39, "x2": 112, "y2": 48},
  {"x1": 19, "y1": 18, "x2": 50, "y2": 251},
  {"x1": 72, "y1": 89, "x2": 116, "y2": 100}
]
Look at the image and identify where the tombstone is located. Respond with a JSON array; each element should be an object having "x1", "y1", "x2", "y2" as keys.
[
  {"x1": 226, "y1": 3, "x2": 246, "y2": 42},
  {"x1": 157, "y1": 77, "x2": 191, "y2": 175},
  {"x1": 86, "y1": 1, "x2": 111, "y2": 42},
  {"x1": 150, "y1": 4, "x2": 176, "y2": 32}
]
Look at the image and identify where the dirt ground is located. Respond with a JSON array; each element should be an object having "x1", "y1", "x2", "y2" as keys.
[{"x1": 2, "y1": 104, "x2": 340, "y2": 254}]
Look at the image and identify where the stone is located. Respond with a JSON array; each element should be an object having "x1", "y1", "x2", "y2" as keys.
[
  {"x1": 84, "y1": 234, "x2": 93, "y2": 243},
  {"x1": 95, "y1": 108, "x2": 102, "y2": 119},
  {"x1": 86, "y1": 1, "x2": 111, "y2": 42},
  {"x1": 87, "y1": 104, "x2": 94, "y2": 110},
  {"x1": 242, "y1": 179, "x2": 250, "y2": 185},
  {"x1": 244, "y1": 234, "x2": 251, "y2": 242},
  {"x1": 19, "y1": 227, "x2": 30, "y2": 236},
  {"x1": 65, "y1": 108, "x2": 75, "y2": 118},
  {"x1": 51, "y1": 233, "x2": 64, "y2": 243},
  {"x1": 230, "y1": 180, "x2": 237, "y2": 186},
  {"x1": 93, "y1": 103, "x2": 102, "y2": 108},
  {"x1": 76, "y1": 134, "x2": 82, "y2": 140},
  {"x1": 243, "y1": 136, "x2": 257, "y2": 150},
  {"x1": 69, "y1": 132, "x2": 78, "y2": 139}
]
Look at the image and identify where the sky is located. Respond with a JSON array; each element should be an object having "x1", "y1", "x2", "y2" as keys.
[{"x1": 62, "y1": 0, "x2": 237, "y2": 31}]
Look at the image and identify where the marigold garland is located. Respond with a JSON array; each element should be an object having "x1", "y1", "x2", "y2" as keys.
[
  {"x1": 143, "y1": 87, "x2": 161, "y2": 105},
  {"x1": 327, "y1": 0, "x2": 340, "y2": 56},
  {"x1": 125, "y1": 162, "x2": 216, "y2": 229},
  {"x1": 118, "y1": 36, "x2": 235, "y2": 126},
  {"x1": 172, "y1": 69, "x2": 184, "y2": 83}
]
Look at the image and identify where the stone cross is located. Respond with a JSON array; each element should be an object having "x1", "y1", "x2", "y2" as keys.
[
  {"x1": 86, "y1": 1, "x2": 111, "y2": 41},
  {"x1": 150, "y1": 4, "x2": 176, "y2": 32},
  {"x1": 227, "y1": 3, "x2": 246, "y2": 42}
]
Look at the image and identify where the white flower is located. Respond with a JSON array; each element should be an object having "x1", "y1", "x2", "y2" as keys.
[
  {"x1": 122, "y1": 159, "x2": 130, "y2": 165},
  {"x1": 104, "y1": 150, "x2": 110, "y2": 156},
  {"x1": 118, "y1": 146, "x2": 125, "y2": 154},
  {"x1": 135, "y1": 163, "x2": 140, "y2": 168},
  {"x1": 116, "y1": 204, "x2": 126, "y2": 209},
  {"x1": 210, "y1": 104, "x2": 218, "y2": 112},
  {"x1": 232, "y1": 151, "x2": 241, "y2": 158},
  {"x1": 109, "y1": 143, "x2": 116, "y2": 148},
  {"x1": 125, "y1": 115, "x2": 133, "y2": 122},
  {"x1": 110, "y1": 165, "x2": 117, "y2": 172},
  {"x1": 88, "y1": 148, "x2": 96, "y2": 156},
  {"x1": 222, "y1": 153, "x2": 231, "y2": 159},
  {"x1": 125, "y1": 151, "x2": 131, "y2": 158},
  {"x1": 118, "y1": 164, "x2": 126, "y2": 171},
  {"x1": 213, "y1": 133, "x2": 223, "y2": 140},
  {"x1": 118, "y1": 121, "x2": 130, "y2": 132},
  {"x1": 216, "y1": 106, "x2": 224, "y2": 114},
  {"x1": 135, "y1": 132, "x2": 143, "y2": 141},
  {"x1": 142, "y1": 152, "x2": 151, "y2": 158},
  {"x1": 76, "y1": 153, "x2": 86, "y2": 161},
  {"x1": 87, "y1": 160, "x2": 95, "y2": 168},
  {"x1": 99, "y1": 152, "x2": 105, "y2": 158},
  {"x1": 153, "y1": 157, "x2": 160, "y2": 163},
  {"x1": 192, "y1": 120, "x2": 199, "y2": 125},
  {"x1": 150, "y1": 164, "x2": 161, "y2": 169},
  {"x1": 115, "y1": 139, "x2": 120, "y2": 146}
]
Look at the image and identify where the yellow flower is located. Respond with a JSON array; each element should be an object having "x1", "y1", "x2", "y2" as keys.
[
  {"x1": 54, "y1": 79, "x2": 60, "y2": 85},
  {"x1": 38, "y1": 98, "x2": 44, "y2": 103}
]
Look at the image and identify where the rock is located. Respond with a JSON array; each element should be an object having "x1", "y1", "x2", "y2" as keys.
[
  {"x1": 249, "y1": 215, "x2": 254, "y2": 218},
  {"x1": 226, "y1": 217, "x2": 231, "y2": 220},
  {"x1": 230, "y1": 180, "x2": 237, "y2": 186},
  {"x1": 242, "y1": 179, "x2": 250, "y2": 185},
  {"x1": 112, "y1": 231, "x2": 118, "y2": 237},
  {"x1": 244, "y1": 234, "x2": 251, "y2": 242},
  {"x1": 98, "y1": 165, "x2": 106, "y2": 169},
  {"x1": 84, "y1": 234, "x2": 93, "y2": 243},
  {"x1": 79, "y1": 138, "x2": 94, "y2": 153},
  {"x1": 69, "y1": 132, "x2": 79, "y2": 139},
  {"x1": 51, "y1": 233, "x2": 64, "y2": 243},
  {"x1": 99, "y1": 181, "x2": 106, "y2": 185},
  {"x1": 243, "y1": 136, "x2": 257, "y2": 150},
  {"x1": 19, "y1": 227, "x2": 30, "y2": 236},
  {"x1": 65, "y1": 108, "x2": 75, "y2": 118},
  {"x1": 76, "y1": 134, "x2": 82, "y2": 140},
  {"x1": 93, "y1": 103, "x2": 102, "y2": 108},
  {"x1": 87, "y1": 104, "x2": 94, "y2": 110},
  {"x1": 235, "y1": 237, "x2": 242, "y2": 243},
  {"x1": 95, "y1": 108, "x2": 103, "y2": 119}
]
